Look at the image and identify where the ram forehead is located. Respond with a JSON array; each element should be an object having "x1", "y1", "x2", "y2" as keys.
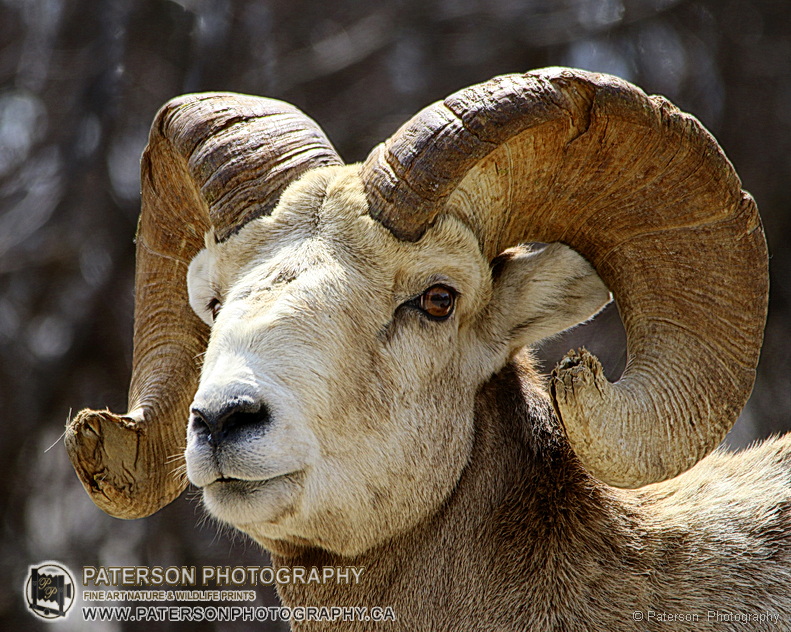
[{"x1": 209, "y1": 166, "x2": 491, "y2": 322}]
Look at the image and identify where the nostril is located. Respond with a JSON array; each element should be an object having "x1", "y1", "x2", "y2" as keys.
[
  {"x1": 223, "y1": 405, "x2": 270, "y2": 435},
  {"x1": 190, "y1": 399, "x2": 270, "y2": 447},
  {"x1": 189, "y1": 408, "x2": 216, "y2": 445},
  {"x1": 190, "y1": 409, "x2": 209, "y2": 433}
]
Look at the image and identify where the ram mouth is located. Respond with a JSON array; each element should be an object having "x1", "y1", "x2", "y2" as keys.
[
  {"x1": 209, "y1": 479, "x2": 266, "y2": 495},
  {"x1": 208, "y1": 472, "x2": 299, "y2": 489}
]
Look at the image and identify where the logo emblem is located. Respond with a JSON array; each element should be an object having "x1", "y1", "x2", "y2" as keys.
[{"x1": 25, "y1": 562, "x2": 75, "y2": 620}]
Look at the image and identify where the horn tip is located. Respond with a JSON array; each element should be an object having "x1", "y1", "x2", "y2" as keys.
[{"x1": 66, "y1": 408, "x2": 186, "y2": 519}]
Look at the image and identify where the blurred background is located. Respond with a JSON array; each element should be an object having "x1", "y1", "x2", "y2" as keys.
[{"x1": 2, "y1": 0, "x2": 790, "y2": 629}]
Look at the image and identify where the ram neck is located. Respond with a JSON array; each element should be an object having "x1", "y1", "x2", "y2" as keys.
[{"x1": 270, "y1": 358, "x2": 645, "y2": 628}]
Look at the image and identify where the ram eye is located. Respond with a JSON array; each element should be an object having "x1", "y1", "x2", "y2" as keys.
[
  {"x1": 207, "y1": 298, "x2": 222, "y2": 321},
  {"x1": 419, "y1": 285, "x2": 456, "y2": 320}
]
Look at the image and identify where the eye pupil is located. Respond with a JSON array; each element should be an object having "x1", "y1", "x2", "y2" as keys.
[{"x1": 420, "y1": 285, "x2": 455, "y2": 319}]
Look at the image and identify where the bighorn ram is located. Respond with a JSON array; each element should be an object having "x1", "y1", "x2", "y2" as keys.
[{"x1": 67, "y1": 68, "x2": 790, "y2": 630}]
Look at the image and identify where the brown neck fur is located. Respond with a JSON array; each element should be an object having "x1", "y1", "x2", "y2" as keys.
[
  {"x1": 267, "y1": 359, "x2": 642, "y2": 628},
  {"x1": 268, "y1": 358, "x2": 791, "y2": 630}
]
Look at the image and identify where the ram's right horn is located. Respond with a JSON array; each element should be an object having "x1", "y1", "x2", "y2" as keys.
[{"x1": 362, "y1": 67, "x2": 768, "y2": 488}]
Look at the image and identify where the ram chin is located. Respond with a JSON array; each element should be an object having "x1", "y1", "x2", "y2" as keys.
[{"x1": 201, "y1": 473, "x2": 304, "y2": 528}]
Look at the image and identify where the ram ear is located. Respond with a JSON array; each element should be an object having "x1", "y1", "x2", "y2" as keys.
[
  {"x1": 489, "y1": 243, "x2": 611, "y2": 352},
  {"x1": 187, "y1": 247, "x2": 220, "y2": 327}
]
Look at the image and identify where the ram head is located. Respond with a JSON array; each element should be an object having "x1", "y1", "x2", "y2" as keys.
[{"x1": 66, "y1": 68, "x2": 768, "y2": 557}]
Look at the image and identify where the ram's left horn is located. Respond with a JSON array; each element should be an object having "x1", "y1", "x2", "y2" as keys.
[{"x1": 66, "y1": 93, "x2": 343, "y2": 518}]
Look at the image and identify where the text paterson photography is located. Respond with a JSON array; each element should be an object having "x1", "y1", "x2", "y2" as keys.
[
  {"x1": 633, "y1": 610, "x2": 781, "y2": 625},
  {"x1": 82, "y1": 565, "x2": 365, "y2": 588}
]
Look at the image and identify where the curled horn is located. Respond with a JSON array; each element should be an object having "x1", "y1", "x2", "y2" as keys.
[
  {"x1": 362, "y1": 67, "x2": 768, "y2": 488},
  {"x1": 66, "y1": 93, "x2": 342, "y2": 518}
]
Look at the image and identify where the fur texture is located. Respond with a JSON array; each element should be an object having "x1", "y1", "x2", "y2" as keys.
[{"x1": 278, "y1": 360, "x2": 791, "y2": 630}]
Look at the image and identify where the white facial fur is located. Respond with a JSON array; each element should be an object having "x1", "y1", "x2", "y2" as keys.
[{"x1": 185, "y1": 165, "x2": 610, "y2": 556}]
